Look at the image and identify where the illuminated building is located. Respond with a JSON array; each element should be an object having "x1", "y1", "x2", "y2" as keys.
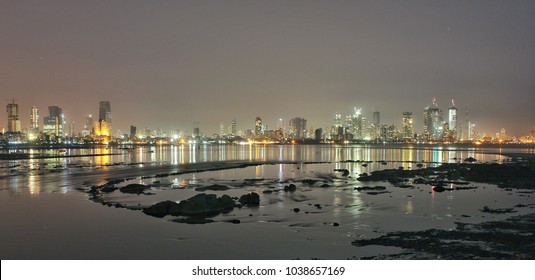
[
  {"x1": 352, "y1": 108, "x2": 363, "y2": 140},
  {"x1": 81, "y1": 114, "x2": 93, "y2": 137},
  {"x1": 98, "y1": 101, "x2": 112, "y2": 131},
  {"x1": 448, "y1": 99, "x2": 458, "y2": 140},
  {"x1": 289, "y1": 117, "x2": 307, "y2": 139},
  {"x1": 423, "y1": 98, "x2": 443, "y2": 141},
  {"x1": 255, "y1": 117, "x2": 262, "y2": 137},
  {"x1": 6, "y1": 100, "x2": 21, "y2": 133},
  {"x1": 402, "y1": 112, "x2": 413, "y2": 140},
  {"x1": 231, "y1": 118, "x2": 237, "y2": 136},
  {"x1": 30, "y1": 106, "x2": 39, "y2": 133},
  {"x1": 43, "y1": 106, "x2": 64, "y2": 138}
]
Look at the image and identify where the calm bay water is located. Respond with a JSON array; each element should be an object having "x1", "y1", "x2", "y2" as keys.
[{"x1": 1, "y1": 144, "x2": 534, "y2": 259}]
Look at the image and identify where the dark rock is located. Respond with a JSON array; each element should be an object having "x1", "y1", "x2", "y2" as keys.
[
  {"x1": 433, "y1": 185, "x2": 446, "y2": 192},
  {"x1": 239, "y1": 192, "x2": 260, "y2": 206},
  {"x1": 302, "y1": 179, "x2": 318, "y2": 185},
  {"x1": 480, "y1": 206, "x2": 517, "y2": 214},
  {"x1": 262, "y1": 190, "x2": 273, "y2": 194},
  {"x1": 464, "y1": 157, "x2": 477, "y2": 163},
  {"x1": 195, "y1": 184, "x2": 230, "y2": 191},
  {"x1": 228, "y1": 219, "x2": 241, "y2": 224},
  {"x1": 320, "y1": 183, "x2": 331, "y2": 188},
  {"x1": 101, "y1": 186, "x2": 118, "y2": 193},
  {"x1": 119, "y1": 183, "x2": 150, "y2": 194},
  {"x1": 333, "y1": 222, "x2": 340, "y2": 227},
  {"x1": 293, "y1": 208, "x2": 300, "y2": 213},
  {"x1": 314, "y1": 204, "x2": 322, "y2": 209},
  {"x1": 334, "y1": 169, "x2": 350, "y2": 176},
  {"x1": 284, "y1": 184, "x2": 297, "y2": 192},
  {"x1": 179, "y1": 194, "x2": 236, "y2": 216},
  {"x1": 354, "y1": 186, "x2": 387, "y2": 191},
  {"x1": 143, "y1": 200, "x2": 181, "y2": 218},
  {"x1": 172, "y1": 217, "x2": 215, "y2": 224}
]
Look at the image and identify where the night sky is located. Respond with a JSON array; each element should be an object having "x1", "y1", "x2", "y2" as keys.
[{"x1": 2, "y1": 0, "x2": 534, "y2": 136}]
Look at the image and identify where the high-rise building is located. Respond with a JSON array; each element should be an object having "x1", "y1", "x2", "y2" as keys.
[
  {"x1": 43, "y1": 106, "x2": 64, "y2": 137},
  {"x1": 289, "y1": 117, "x2": 307, "y2": 139},
  {"x1": 448, "y1": 99, "x2": 458, "y2": 140},
  {"x1": 423, "y1": 98, "x2": 443, "y2": 141},
  {"x1": 30, "y1": 106, "x2": 39, "y2": 133},
  {"x1": 255, "y1": 117, "x2": 262, "y2": 137},
  {"x1": 96, "y1": 101, "x2": 111, "y2": 136},
  {"x1": 402, "y1": 112, "x2": 413, "y2": 140},
  {"x1": 231, "y1": 119, "x2": 237, "y2": 136},
  {"x1": 6, "y1": 100, "x2": 21, "y2": 133},
  {"x1": 68, "y1": 121, "x2": 75, "y2": 138},
  {"x1": 352, "y1": 108, "x2": 363, "y2": 140},
  {"x1": 99, "y1": 101, "x2": 112, "y2": 123},
  {"x1": 372, "y1": 111, "x2": 380, "y2": 126},
  {"x1": 130, "y1": 125, "x2": 137, "y2": 138},
  {"x1": 219, "y1": 123, "x2": 225, "y2": 136},
  {"x1": 315, "y1": 128, "x2": 323, "y2": 142}
]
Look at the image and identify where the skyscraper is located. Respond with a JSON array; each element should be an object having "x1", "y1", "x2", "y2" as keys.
[
  {"x1": 30, "y1": 106, "x2": 39, "y2": 133},
  {"x1": 43, "y1": 106, "x2": 64, "y2": 137},
  {"x1": 448, "y1": 99, "x2": 458, "y2": 140},
  {"x1": 255, "y1": 117, "x2": 262, "y2": 137},
  {"x1": 351, "y1": 108, "x2": 363, "y2": 140},
  {"x1": 372, "y1": 111, "x2": 380, "y2": 126},
  {"x1": 6, "y1": 100, "x2": 21, "y2": 133},
  {"x1": 97, "y1": 101, "x2": 111, "y2": 137},
  {"x1": 423, "y1": 98, "x2": 442, "y2": 141},
  {"x1": 231, "y1": 119, "x2": 237, "y2": 136},
  {"x1": 289, "y1": 117, "x2": 307, "y2": 139},
  {"x1": 402, "y1": 112, "x2": 413, "y2": 140}
]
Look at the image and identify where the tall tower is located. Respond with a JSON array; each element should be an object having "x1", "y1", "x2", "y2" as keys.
[
  {"x1": 6, "y1": 100, "x2": 21, "y2": 133},
  {"x1": 289, "y1": 117, "x2": 307, "y2": 139},
  {"x1": 372, "y1": 111, "x2": 380, "y2": 126},
  {"x1": 43, "y1": 106, "x2": 64, "y2": 137},
  {"x1": 402, "y1": 112, "x2": 413, "y2": 140},
  {"x1": 352, "y1": 108, "x2": 363, "y2": 140},
  {"x1": 231, "y1": 118, "x2": 237, "y2": 136},
  {"x1": 448, "y1": 99, "x2": 458, "y2": 140},
  {"x1": 30, "y1": 106, "x2": 40, "y2": 133},
  {"x1": 255, "y1": 117, "x2": 262, "y2": 137},
  {"x1": 98, "y1": 101, "x2": 111, "y2": 137},
  {"x1": 424, "y1": 98, "x2": 442, "y2": 141}
]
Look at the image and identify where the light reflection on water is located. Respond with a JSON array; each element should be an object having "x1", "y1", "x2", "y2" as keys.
[{"x1": 0, "y1": 144, "x2": 531, "y2": 198}]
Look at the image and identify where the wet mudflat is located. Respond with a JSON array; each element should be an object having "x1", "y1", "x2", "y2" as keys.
[{"x1": 85, "y1": 159, "x2": 535, "y2": 259}]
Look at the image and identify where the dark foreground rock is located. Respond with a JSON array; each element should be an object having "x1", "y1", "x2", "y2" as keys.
[
  {"x1": 119, "y1": 184, "x2": 151, "y2": 194},
  {"x1": 195, "y1": 184, "x2": 230, "y2": 191},
  {"x1": 352, "y1": 213, "x2": 535, "y2": 259},
  {"x1": 284, "y1": 184, "x2": 297, "y2": 192},
  {"x1": 239, "y1": 192, "x2": 260, "y2": 206},
  {"x1": 179, "y1": 194, "x2": 235, "y2": 216},
  {"x1": 142, "y1": 193, "x2": 235, "y2": 218},
  {"x1": 143, "y1": 200, "x2": 181, "y2": 218},
  {"x1": 357, "y1": 162, "x2": 535, "y2": 189}
]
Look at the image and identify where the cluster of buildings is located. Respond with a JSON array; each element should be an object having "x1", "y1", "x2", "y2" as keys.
[
  {"x1": 1, "y1": 100, "x2": 112, "y2": 145},
  {"x1": 1, "y1": 98, "x2": 532, "y2": 147}
]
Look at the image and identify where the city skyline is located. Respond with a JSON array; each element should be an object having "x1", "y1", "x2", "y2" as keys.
[
  {"x1": 2, "y1": 97, "x2": 532, "y2": 144},
  {"x1": 1, "y1": 1, "x2": 534, "y2": 136}
]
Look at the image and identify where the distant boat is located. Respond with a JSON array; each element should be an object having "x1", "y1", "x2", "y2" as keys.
[{"x1": 58, "y1": 148, "x2": 67, "y2": 154}]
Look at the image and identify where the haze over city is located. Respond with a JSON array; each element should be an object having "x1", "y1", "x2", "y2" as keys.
[{"x1": 1, "y1": 0, "x2": 534, "y2": 136}]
